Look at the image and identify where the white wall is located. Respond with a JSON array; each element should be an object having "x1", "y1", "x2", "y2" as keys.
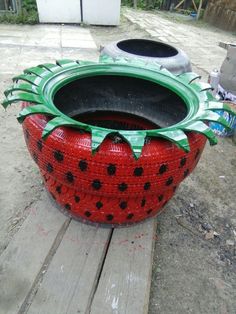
[
  {"x1": 36, "y1": 0, "x2": 81, "y2": 23},
  {"x1": 82, "y1": 0, "x2": 121, "y2": 25},
  {"x1": 36, "y1": 0, "x2": 121, "y2": 25}
]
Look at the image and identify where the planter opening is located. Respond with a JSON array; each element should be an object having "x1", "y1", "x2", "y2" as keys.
[
  {"x1": 75, "y1": 111, "x2": 158, "y2": 130},
  {"x1": 54, "y1": 75, "x2": 188, "y2": 129},
  {"x1": 116, "y1": 39, "x2": 178, "y2": 58}
]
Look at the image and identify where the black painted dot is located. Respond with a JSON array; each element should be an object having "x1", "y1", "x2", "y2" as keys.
[
  {"x1": 147, "y1": 209, "x2": 152, "y2": 215},
  {"x1": 33, "y1": 153, "x2": 38, "y2": 164},
  {"x1": 46, "y1": 163, "x2": 53, "y2": 173},
  {"x1": 65, "y1": 203, "x2": 71, "y2": 210},
  {"x1": 66, "y1": 171, "x2": 74, "y2": 183},
  {"x1": 79, "y1": 160, "x2": 88, "y2": 171},
  {"x1": 37, "y1": 140, "x2": 43, "y2": 152},
  {"x1": 141, "y1": 199, "x2": 146, "y2": 207},
  {"x1": 85, "y1": 211, "x2": 91, "y2": 217},
  {"x1": 92, "y1": 179, "x2": 102, "y2": 190},
  {"x1": 74, "y1": 195, "x2": 80, "y2": 203},
  {"x1": 118, "y1": 182, "x2": 128, "y2": 192},
  {"x1": 158, "y1": 195, "x2": 164, "y2": 202},
  {"x1": 96, "y1": 201, "x2": 103, "y2": 209},
  {"x1": 195, "y1": 149, "x2": 200, "y2": 160},
  {"x1": 54, "y1": 150, "x2": 64, "y2": 162},
  {"x1": 106, "y1": 214, "x2": 114, "y2": 221},
  {"x1": 127, "y1": 213, "x2": 134, "y2": 220},
  {"x1": 184, "y1": 169, "x2": 189, "y2": 178},
  {"x1": 144, "y1": 182, "x2": 151, "y2": 190},
  {"x1": 56, "y1": 185, "x2": 61, "y2": 194},
  {"x1": 159, "y1": 164, "x2": 168, "y2": 174},
  {"x1": 107, "y1": 164, "x2": 116, "y2": 175},
  {"x1": 119, "y1": 201, "x2": 127, "y2": 210},
  {"x1": 134, "y1": 167, "x2": 143, "y2": 176},
  {"x1": 180, "y1": 157, "x2": 187, "y2": 168},
  {"x1": 25, "y1": 129, "x2": 30, "y2": 140},
  {"x1": 166, "y1": 176, "x2": 173, "y2": 186}
]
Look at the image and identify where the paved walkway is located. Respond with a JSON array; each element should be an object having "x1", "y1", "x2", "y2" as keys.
[
  {"x1": 124, "y1": 8, "x2": 236, "y2": 75},
  {"x1": 0, "y1": 24, "x2": 97, "y2": 75}
]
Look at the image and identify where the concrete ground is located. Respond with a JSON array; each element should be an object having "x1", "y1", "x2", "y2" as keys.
[{"x1": 0, "y1": 9, "x2": 236, "y2": 314}]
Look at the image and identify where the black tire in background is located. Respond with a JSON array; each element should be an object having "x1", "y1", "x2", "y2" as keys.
[{"x1": 100, "y1": 39, "x2": 192, "y2": 75}]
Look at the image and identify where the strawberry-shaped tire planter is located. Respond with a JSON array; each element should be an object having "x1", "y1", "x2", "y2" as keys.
[{"x1": 2, "y1": 58, "x2": 235, "y2": 226}]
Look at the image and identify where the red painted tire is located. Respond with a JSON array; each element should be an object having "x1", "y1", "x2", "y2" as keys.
[
  {"x1": 22, "y1": 102, "x2": 206, "y2": 226},
  {"x1": 3, "y1": 59, "x2": 232, "y2": 227}
]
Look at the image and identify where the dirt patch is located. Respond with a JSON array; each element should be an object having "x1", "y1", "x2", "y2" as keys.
[{"x1": 149, "y1": 139, "x2": 236, "y2": 314}]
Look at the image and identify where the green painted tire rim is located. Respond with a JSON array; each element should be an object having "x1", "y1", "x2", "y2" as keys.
[{"x1": 2, "y1": 57, "x2": 235, "y2": 159}]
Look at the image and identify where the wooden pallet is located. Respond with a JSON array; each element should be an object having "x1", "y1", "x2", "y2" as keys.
[{"x1": 0, "y1": 190, "x2": 157, "y2": 314}]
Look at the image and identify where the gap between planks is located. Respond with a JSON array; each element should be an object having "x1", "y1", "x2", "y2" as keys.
[
  {"x1": 89, "y1": 219, "x2": 157, "y2": 314},
  {"x1": 0, "y1": 193, "x2": 68, "y2": 314},
  {"x1": 25, "y1": 220, "x2": 113, "y2": 314},
  {"x1": 0, "y1": 191, "x2": 157, "y2": 314},
  {"x1": 18, "y1": 218, "x2": 72, "y2": 314},
  {"x1": 24, "y1": 219, "x2": 156, "y2": 314}
]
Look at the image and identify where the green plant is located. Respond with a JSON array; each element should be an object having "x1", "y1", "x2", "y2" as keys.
[
  {"x1": 121, "y1": 0, "x2": 162, "y2": 10},
  {"x1": 121, "y1": 0, "x2": 133, "y2": 6},
  {"x1": 22, "y1": 0, "x2": 38, "y2": 12},
  {"x1": 0, "y1": 0, "x2": 38, "y2": 24}
]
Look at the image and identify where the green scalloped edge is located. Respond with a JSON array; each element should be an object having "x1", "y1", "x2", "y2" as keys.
[{"x1": 2, "y1": 58, "x2": 236, "y2": 159}]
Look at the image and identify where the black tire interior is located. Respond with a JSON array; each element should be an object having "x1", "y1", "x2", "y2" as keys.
[
  {"x1": 117, "y1": 39, "x2": 178, "y2": 58},
  {"x1": 54, "y1": 75, "x2": 187, "y2": 130}
]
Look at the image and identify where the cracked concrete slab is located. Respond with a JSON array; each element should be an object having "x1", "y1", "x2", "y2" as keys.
[{"x1": 0, "y1": 24, "x2": 98, "y2": 50}]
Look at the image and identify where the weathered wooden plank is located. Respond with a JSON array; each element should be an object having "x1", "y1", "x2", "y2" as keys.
[
  {"x1": 27, "y1": 221, "x2": 112, "y2": 314},
  {"x1": 90, "y1": 219, "x2": 157, "y2": 314},
  {"x1": 0, "y1": 192, "x2": 68, "y2": 314}
]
